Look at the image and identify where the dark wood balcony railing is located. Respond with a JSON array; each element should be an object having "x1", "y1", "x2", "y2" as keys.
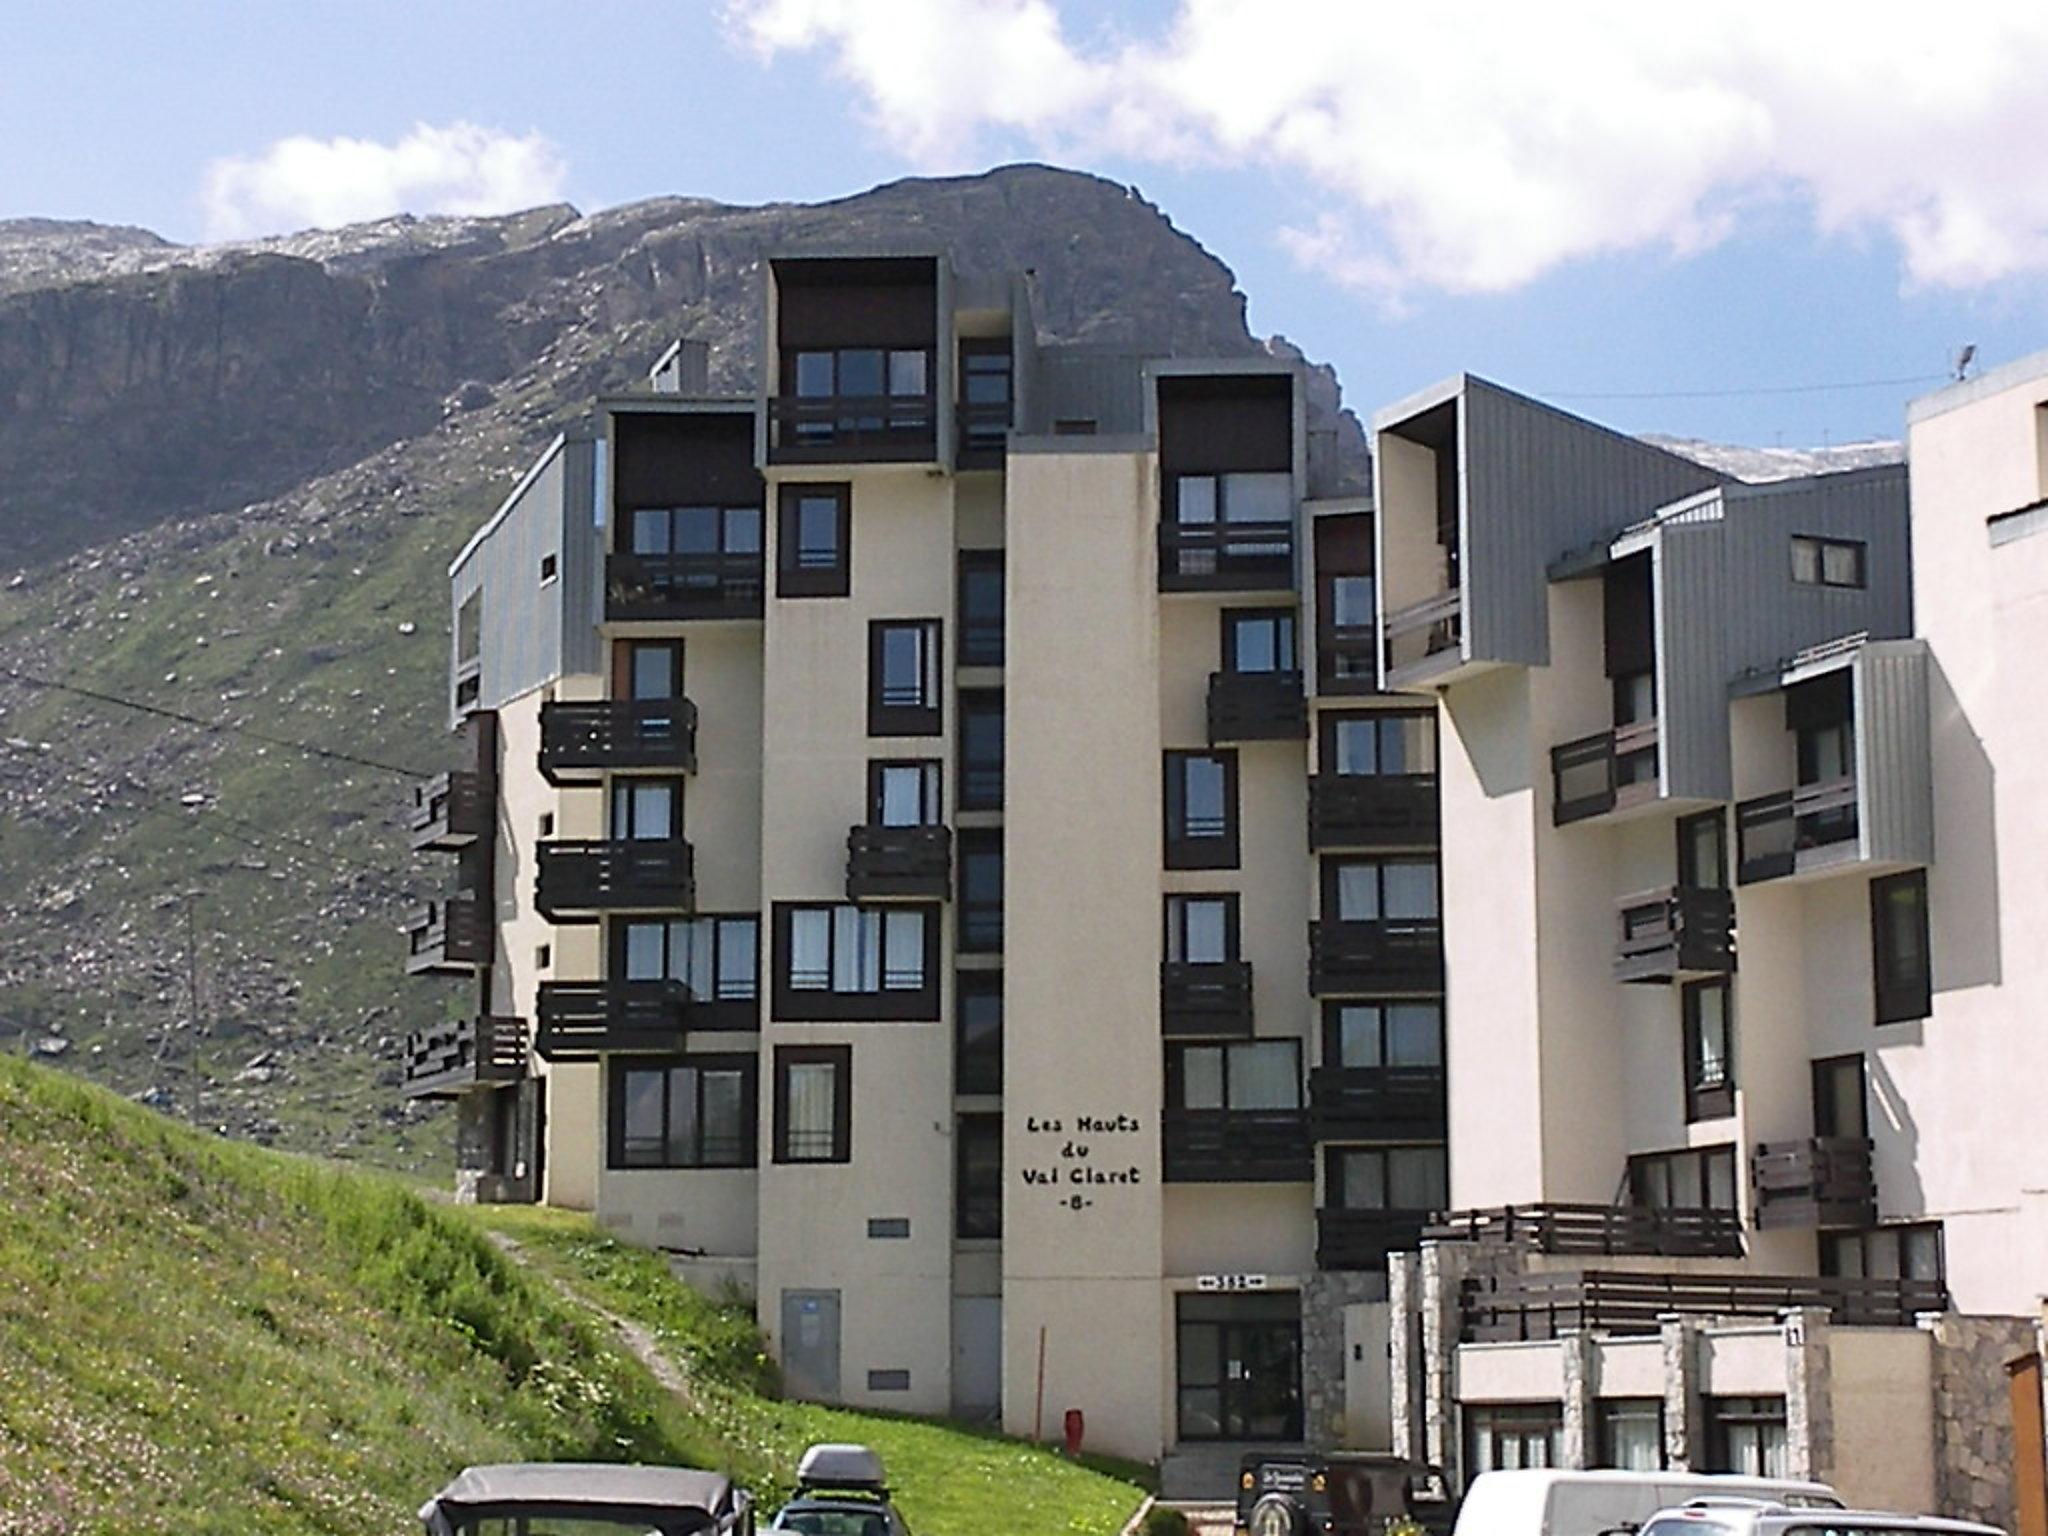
[
  {"x1": 1308, "y1": 1065, "x2": 1446, "y2": 1140},
  {"x1": 769, "y1": 393, "x2": 937, "y2": 462},
  {"x1": 1425, "y1": 1202, "x2": 1744, "y2": 1258},
  {"x1": 1308, "y1": 919, "x2": 1444, "y2": 995},
  {"x1": 1381, "y1": 588, "x2": 1462, "y2": 681},
  {"x1": 1752, "y1": 1137, "x2": 1877, "y2": 1230},
  {"x1": 957, "y1": 400, "x2": 1011, "y2": 467},
  {"x1": 845, "y1": 823, "x2": 951, "y2": 900},
  {"x1": 404, "y1": 895, "x2": 490, "y2": 975},
  {"x1": 534, "y1": 979, "x2": 692, "y2": 1061},
  {"x1": 1316, "y1": 1207, "x2": 1434, "y2": 1271},
  {"x1": 1736, "y1": 776, "x2": 1860, "y2": 883},
  {"x1": 539, "y1": 699, "x2": 698, "y2": 784},
  {"x1": 1460, "y1": 1268, "x2": 1945, "y2": 1343},
  {"x1": 401, "y1": 1015, "x2": 526, "y2": 1099},
  {"x1": 606, "y1": 550, "x2": 765, "y2": 622},
  {"x1": 1550, "y1": 720, "x2": 1660, "y2": 825},
  {"x1": 1158, "y1": 520, "x2": 1296, "y2": 592},
  {"x1": 1207, "y1": 669, "x2": 1309, "y2": 744},
  {"x1": 409, "y1": 769, "x2": 490, "y2": 853},
  {"x1": 1160, "y1": 960, "x2": 1255, "y2": 1038},
  {"x1": 1162, "y1": 1108, "x2": 1312, "y2": 1183},
  {"x1": 535, "y1": 838, "x2": 694, "y2": 921},
  {"x1": 1308, "y1": 774, "x2": 1439, "y2": 851},
  {"x1": 1316, "y1": 623, "x2": 1380, "y2": 695},
  {"x1": 1614, "y1": 885, "x2": 1735, "y2": 984}
]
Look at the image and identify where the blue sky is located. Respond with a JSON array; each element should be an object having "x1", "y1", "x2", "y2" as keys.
[{"x1": 9, "y1": 0, "x2": 2048, "y2": 448}]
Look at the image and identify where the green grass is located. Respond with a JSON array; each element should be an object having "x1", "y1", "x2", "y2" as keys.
[{"x1": 469, "y1": 1205, "x2": 1153, "y2": 1534}]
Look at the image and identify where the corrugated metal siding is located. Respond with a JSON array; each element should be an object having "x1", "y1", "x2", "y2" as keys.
[
  {"x1": 1856, "y1": 639, "x2": 1933, "y2": 867},
  {"x1": 560, "y1": 436, "x2": 601, "y2": 679},
  {"x1": 1656, "y1": 515, "x2": 1732, "y2": 802},
  {"x1": 1027, "y1": 348, "x2": 1147, "y2": 436}
]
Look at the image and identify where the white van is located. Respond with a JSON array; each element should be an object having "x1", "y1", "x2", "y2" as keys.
[
  {"x1": 1449, "y1": 1470, "x2": 1843, "y2": 1536},
  {"x1": 1639, "y1": 1503, "x2": 2001, "y2": 1536}
]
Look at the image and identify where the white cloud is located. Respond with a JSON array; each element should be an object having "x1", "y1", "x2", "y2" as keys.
[
  {"x1": 202, "y1": 122, "x2": 568, "y2": 240},
  {"x1": 722, "y1": 0, "x2": 2048, "y2": 299}
]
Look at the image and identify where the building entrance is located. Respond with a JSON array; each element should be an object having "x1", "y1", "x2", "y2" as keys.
[{"x1": 1175, "y1": 1291, "x2": 1303, "y2": 1442}]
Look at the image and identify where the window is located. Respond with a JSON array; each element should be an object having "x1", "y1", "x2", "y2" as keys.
[
  {"x1": 1173, "y1": 472, "x2": 1293, "y2": 528},
  {"x1": 1322, "y1": 711, "x2": 1435, "y2": 777},
  {"x1": 1323, "y1": 1000, "x2": 1443, "y2": 1069},
  {"x1": 1791, "y1": 535, "x2": 1867, "y2": 589},
  {"x1": 608, "y1": 1055, "x2": 754, "y2": 1169},
  {"x1": 956, "y1": 1113, "x2": 1002, "y2": 1239},
  {"x1": 960, "y1": 341, "x2": 1013, "y2": 456},
  {"x1": 613, "y1": 914, "x2": 759, "y2": 1025},
  {"x1": 609, "y1": 777, "x2": 681, "y2": 840},
  {"x1": 1165, "y1": 750, "x2": 1240, "y2": 869},
  {"x1": 1629, "y1": 1144, "x2": 1739, "y2": 1212},
  {"x1": 1677, "y1": 809, "x2": 1728, "y2": 889},
  {"x1": 776, "y1": 484, "x2": 850, "y2": 597},
  {"x1": 538, "y1": 552, "x2": 558, "y2": 584},
  {"x1": 869, "y1": 619, "x2": 942, "y2": 735},
  {"x1": 958, "y1": 689, "x2": 1004, "y2": 810},
  {"x1": 1169, "y1": 1040, "x2": 1302, "y2": 1111},
  {"x1": 1871, "y1": 870, "x2": 1931, "y2": 1023},
  {"x1": 1326, "y1": 1145, "x2": 1447, "y2": 1212},
  {"x1": 956, "y1": 971, "x2": 1003, "y2": 1095},
  {"x1": 1682, "y1": 980, "x2": 1735, "y2": 1121},
  {"x1": 869, "y1": 760, "x2": 942, "y2": 827},
  {"x1": 1706, "y1": 1396, "x2": 1788, "y2": 1477},
  {"x1": 1465, "y1": 1404, "x2": 1562, "y2": 1474},
  {"x1": 1811, "y1": 1054, "x2": 1868, "y2": 1140},
  {"x1": 1165, "y1": 894, "x2": 1240, "y2": 965},
  {"x1": 1323, "y1": 857, "x2": 1439, "y2": 924},
  {"x1": 1821, "y1": 1221, "x2": 1945, "y2": 1283},
  {"x1": 618, "y1": 639, "x2": 683, "y2": 700},
  {"x1": 774, "y1": 1045, "x2": 851, "y2": 1163},
  {"x1": 1596, "y1": 1399, "x2": 1666, "y2": 1471},
  {"x1": 1223, "y1": 609, "x2": 1297, "y2": 674},
  {"x1": 773, "y1": 903, "x2": 939, "y2": 1021},
  {"x1": 456, "y1": 591, "x2": 482, "y2": 667},
  {"x1": 792, "y1": 346, "x2": 932, "y2": 402},
  {"x1": 958, "y1": 550, "x2": 1005, "y2": 666},
  {"x1": 957, "y1": 830, "x2": 1003, "y2": 953},
  {"x1": 629, "y1": 504, "x2": 763, "y2": 559}
]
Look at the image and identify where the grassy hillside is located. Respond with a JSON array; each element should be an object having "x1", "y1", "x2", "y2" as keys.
[{"x1": 0, "y1": 1053, "x2": 1146, "y2": 1535}]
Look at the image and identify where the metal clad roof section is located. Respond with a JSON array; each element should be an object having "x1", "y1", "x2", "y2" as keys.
[
  {"x1": 1657, "y1": 512, "x2": 1733, "y2": 803},
  {"x1": 1856, "y1": 639, "x2": 1934, "y2": 868}
]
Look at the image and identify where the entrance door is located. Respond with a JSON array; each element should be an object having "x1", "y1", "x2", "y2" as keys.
[
  {"x1": 1176, "y1": 1292, "x2": 1304, "y2": 1441},
  {"x1": 780, "y1": 1290, "x2": 841, "y2": 1401},
  {"x1": 951, "y1": 1297, "x2": 1001, "y2": 1421}
]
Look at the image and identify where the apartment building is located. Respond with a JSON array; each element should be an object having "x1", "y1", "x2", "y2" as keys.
[{"x1": 399, "y1": 251, "x2": 1442, "y2": 1467}]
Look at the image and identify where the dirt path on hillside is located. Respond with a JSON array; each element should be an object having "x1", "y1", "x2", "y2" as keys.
[{"x1": 484, "y1": 1230, "x2": 698, "y2": 1407}]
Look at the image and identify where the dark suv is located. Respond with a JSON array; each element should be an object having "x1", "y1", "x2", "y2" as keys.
[{"x1": 1236, "y1": 1451, "x2": 1455, "y2": 1536}]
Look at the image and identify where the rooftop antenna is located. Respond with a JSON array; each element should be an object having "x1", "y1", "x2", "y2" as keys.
[{"x1": 1954, "y1": 344, "x2": 1977, "y2": 382}]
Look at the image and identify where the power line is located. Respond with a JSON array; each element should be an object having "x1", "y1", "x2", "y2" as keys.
[{"x1": 1545, "y1": 372, "x2": 1948, "y2": 404}]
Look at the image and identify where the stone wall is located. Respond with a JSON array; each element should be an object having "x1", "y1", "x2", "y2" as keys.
[
  {"x1": 451, "y1": 1079, "x2": 540, "y2": 1205},
  {"x1": 1926, "y1": 1312, "x2": 2038, "y2": 1526},
  {"x1": 1303, "y1": 1269, "x2": 1390, "y2": 1449}
]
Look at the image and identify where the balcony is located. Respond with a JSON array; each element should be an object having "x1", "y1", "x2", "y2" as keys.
[
  {"x1": 1317, "y1": 623, "x2": 1380, "y2": 696},
  {"x1": 1162, "y1": 1109, "x2": 1312, "y2": 1183},
  {"x1": 1160, "y1": 961, "x2": 1255, "y2": 1038},
  {"x1": 1735, "y1": 777, "x2": 1860, "y2": 884},
  {"x1": 405, "y1": 896, "x2": 490, "y2": 975},
  {"x1": 769, "y1": 393, "x2": 937, "y2": 464},
  {"x1": 1426, "y1": 1202, "x2": 1744, "y2": 1258},
  {"x1": 1308, "y1": 919, "x2": 1444, "y2": 995},
  {"x1": 606, "y1": 551, "x2": 765, "y2": 622},
  {"x1": 957, "y1": 400, "x2": 1011, "y2": 470},
  {"x1": 1614, "y1": 885, "x2": 1735, "y2": 984},
  {"x1": 1206, "y1": 669, "x2": 1308, "y2": 744},
  {"x1": 534, "y1": 980, "x2": 692, "y2": 1062},
  {"x1": 1308, "y1": 1065, "x2": 1446, "y2": 1141},
  {"x1": 409, "y1": 769, "x2": 490, "y2": 853},
  {"x1": 1308, "y1": 774, "x2": 1438, "y2": 851},
  {"x1": 1460, "y1": 1268, "x2": 1945, "y2": 1343},
  {"x1": 1158, "y1": 521, "x2": 1295, "y2": 593},
  {"x1": 1380, "y1": 589, "x2": 1463, "y2": 687},
  {"x1": 1550, "y1": 721, "x2": 1660, "y2": 825},
  {"x1": 400, "y1": 1016, "x2": 526, "y2": 1099},
  {"x1": 539, "y1": 699, "x2": 698, "y2": 785},
  {"x1": 845, "y1": 823, "x2": 951, "y2": 900},
  {"x1": 1316, "y1": 1207, "x2": 1434, "y2": 1271},
  {"x1": 535, "y1": 838, "x2": 694, "y2": 922},
  {"x1": 1752, "y1": 1137, "x2": 1877, "y2": 1230}
]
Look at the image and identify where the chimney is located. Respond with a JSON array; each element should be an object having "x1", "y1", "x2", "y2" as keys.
[{"x1": 649, "y1": 338, "x2": 711, "y2": 395}]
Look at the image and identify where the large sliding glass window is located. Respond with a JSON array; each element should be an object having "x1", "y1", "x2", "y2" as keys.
[
  {"x1": 773, "y1": 903, "x2": 939, "y2": 1021},
  {"x1": 609, "y1": 1055, "x2": 754, "y2": 1169},
  {"x1": 1170, "y1": 1040, "x2": 1302, "y2": 1112}
]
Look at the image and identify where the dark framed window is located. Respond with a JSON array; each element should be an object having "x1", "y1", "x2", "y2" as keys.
[
  {"x1": 958, "y1": 550, "x2": 1004, "y2": 667},
  {"x1": 1465, "y1": 1404, "x2": 1562, "y2": 1474},
  {"x1": 1175, "y1": 1290, "x2": 1305, "y2": 1443},
  {"x1": 1791, "y1": 534, "x2": 1867, "y2": 589},
  {"x1": 1871, "y1": 869, "x2": 1931, "y2": 1024},
  {"x1": 1812, "y1": 1053, "x2": 1868, "y2": 1140},
  {"x1": 1677, "y1": 809, "x2": 1728, "y2": 889},
  {"x1": 1705, "y1": 1396, "x2": 1789, "y2": 1477},
  {"x1": 959, "y1": 339, "x2": 1013, "y2": 457},
  {"x1": 1322, "y1": 711, "x2": 1434, "y2": 777},
  {"x1": 608, "y1": 1055, "x2": 755, "y2": 1169},
  {"x1": 1321, "y1": 857, "x2": 1439, "y2": 923},
  {"x1": 955, "y1": 1112, "x2": 1003, "y2": 1239},
  {"x1": 613, "y1": 914, "x2": 759, "y2": 1027},
  {"x1": 791, "y1": 345, "x2": 932, "y2": 403},
  {"x1": 1821, "y1": 1221, "x2": 1944, "y2": 1283},
  {"x1": 869, "y1": 619, "x2": 943, "y2": 735},
  {"x1": 774, "y1": 1044, "x2": 851, "y2": 1164},
  {"x1": 771, "y1": 903, "x2": 939, "y2": 1022},
  {"x1": 957, "y1": 829, "x2": 1003, "y2": 953},
  {"x1": 869, "y1": 759, "x2": 942, "y2": 827},
  {"x1": 1165, "y1": 894, "x2": 1240, "y2": 964},
  {"x1": 1682, "y1": 979, "x2": 1735, "y2": 1121},
  {"x1": 1172, "y1": 472, "x2": 1293, "y2": 530},
  {"x1": 1322, "y1": 1000, "x2": 1442, "y2": 1069},
  {"x1": 610, "y1": 777, "x2": 682, "y2": 840},
  {"x1": 1628, "y1": 1144, "x2": 1738, "y2": 1212},
  {"x1": 958, "y1": 689, "x2": 1004, "y2": 810},
  {"x1": 1168, "y1": 1039, "x2": 1302, "y2": 1111},
  {"x1": 1325, "y1": 1145, "x2": 1446, "y2": 1212},
  {"x1": 1165, "y1": 750, "x2": 1240, "y2": 869},
  {"x1": 617, "y1": 639, "x2": 684, "y2": 700},
  {"x1": 629, "y1": 504, "x2": 763, "y2": 559},
  {"x1": 1596, "y1": 1398, "x2": 1666, "y2": 1471},
  {"x1": 956, "y1": 971, "x2": 1003, "y2": 1095},
  {"x1": 1222, "y1": 608, "x2": 1297, "y2": 674},
  {"x1": 776, "y1": 484, "x2": 850, "y2": 598}
]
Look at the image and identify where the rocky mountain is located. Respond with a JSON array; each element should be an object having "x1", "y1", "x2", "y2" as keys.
[
  {"x1": 0, "y1": 164, "x2": 1360, "y2": 1169},
  {"x1": 1645, "y1": 433, "x2": 1905, "y2": 482}
]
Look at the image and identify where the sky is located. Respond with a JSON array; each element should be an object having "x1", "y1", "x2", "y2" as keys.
[{"x1": 9, "y1": 0, "x2": 2048, "y2": 449}]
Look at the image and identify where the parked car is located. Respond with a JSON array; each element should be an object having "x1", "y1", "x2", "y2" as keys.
[
  {"x1": 1448, "y1": 1470, "x2": 1842, "y2": 1536},
  {"x1": 768, "y1": 1443, "x2": 910, "y2": 1536},
  {"x1": 417, "y1": 1461, "x2": 755, "y2": 1535},
  {"x1": 1636, "y1": 1500, "x2": 2003, "y2": 1536},
  {"x1": 1236, "y1": 1450, "x2": 1457, "y2": 1536}
]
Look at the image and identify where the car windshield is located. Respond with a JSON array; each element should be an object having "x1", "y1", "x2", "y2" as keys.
[{"x1": 776, "y1": 1511, "x2": 889, "y2": 1536}]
